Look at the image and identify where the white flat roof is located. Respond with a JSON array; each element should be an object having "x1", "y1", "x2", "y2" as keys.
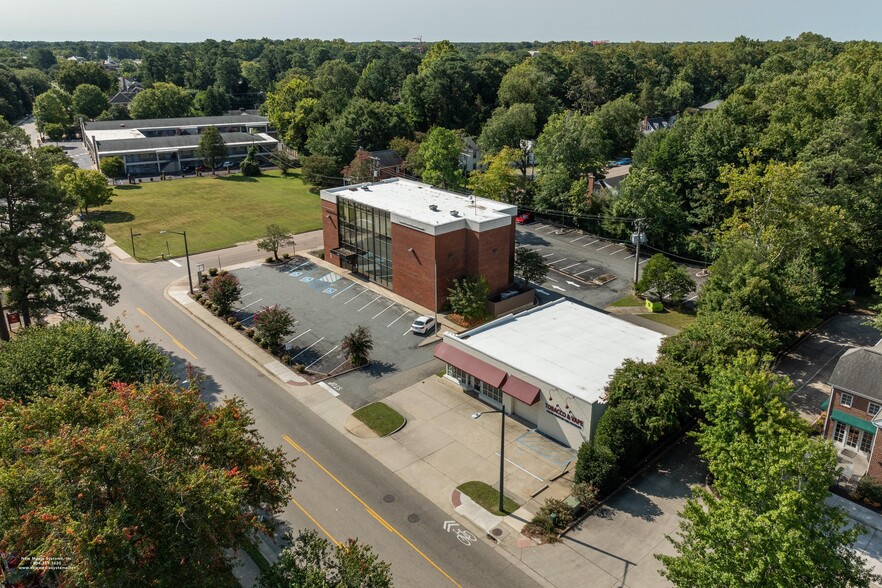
[
  {"x1": 447, "y1": 299, "x2": 664, "y2": 404},
  {"x1": 321, "y1": 178, "x2": 517, "y2": 236},
  {"x1": 85, "y1": 128, "x2": 146, "y2": 142}
]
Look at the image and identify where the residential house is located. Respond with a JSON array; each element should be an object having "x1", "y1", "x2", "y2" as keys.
[
  {"x1": 460, "y1": 136, "x2": 481, "y2": 172},
  {"x1": 368, "y1": 149, "x2": 405, "y2": 179},
  {"x1": 822, "y1": 344, "x2": 882, "y2": 485}
]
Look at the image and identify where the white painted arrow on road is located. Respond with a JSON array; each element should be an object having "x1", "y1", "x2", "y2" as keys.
[
  {"x1": 566, "y1": 280, "x2": 581, "y2": 287},
  {"x1": 443, "y1": 520, "x2": 460, "y2": 532},
  {"x1": 551, "y1": 285, "x2": 566, "y2": 292},
  {"x1": 536, "y1": 288, "x2": 550, "y2": 295}
]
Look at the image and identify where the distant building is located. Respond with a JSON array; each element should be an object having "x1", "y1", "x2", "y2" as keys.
[
  {"x1": 640, "y1": 115, "x2": 677, "y2": 136},
  {"x1": 81, "y1": 114, "x2": 277, "y2": 176},
  {"x1": 699, "y1": 99, "x2": 722, "y2": 112},
  {"x1": 368, "y1": 149, "x2": 405, "y2": 179},
  {"x1": 460, "y1": 136, "x2": 481, "y2": 172},
  {"x1": 436, "y1": 299, "x2": 665, "y2": 447},
  {"x1": 322, "y1": 178, "x2": 516, "y2": 310}
]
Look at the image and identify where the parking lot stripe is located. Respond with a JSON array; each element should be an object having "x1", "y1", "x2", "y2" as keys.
[
  {"x1": 548, "y1": 258, "x2": 567, "y2": 265},
  {"x1": 291, "y1": 337, "x2": 325, "y2": 360},
  {"x1": 686, "y1": 294, "x2": 698, "y2": 302},
  {"x1": 358, "y1": 296, "x2": 382, "y2": 311},
  {"x1": 583, "y1": 239, "x2": 599, "y2": 247},
  {"x1": 331, "y1": 283, "x2": 355, "y2": 298},
  {"x1": 560, "y1": 263, "x2": 579, "y2": 270},
  {"x1": 286, "y1": 329, "x2": 312, "y2": 344},
  {"x1": 546, "y1": 276, "x2": 559, "y2": 282},
  {"x1": 609, "y1": 247, "x2": 627, "y2": 255},
  {"x1": 372, "y1": 302, "x2": 396, "y2": 320},
  {"x1": 596, "y1": 243, "x2": 614, "y2": 251},
  {"x1": 288, "y1": 261, "x2": 312, "y2": 273},
  {"x1": 624, "y1": 254, "x2": 636, "y2": 259},
  {"x1": 639, "y1": 258, "x2": 649, "y2": 265},
  {"x1": 307, "y1": 345, "x2": 341, "y2": 369},
  {"x1": 344, "y1": 289, "x2": 368, "y2": 304},
  {"x1": 541, "y1": 253, "x2": 555, "y2": 258},
  {"x1": 388, "y1": 310, "x2": 410, "y2": 327},
  {"x1": 573, "y1": 268, "x2": 594, "y2": 276},
  {"x1": 241, "y1": 291, "x2": 253, "y2": 298},
  {"x1": 167, "y1": 259, "x2": 182, "y2": 268},
  {"x1": 237, "y1": 298, "x2": 264, "y2": 311},
  {"x1": 570, "y1": 235, "x2": 589, "y2": 243}
]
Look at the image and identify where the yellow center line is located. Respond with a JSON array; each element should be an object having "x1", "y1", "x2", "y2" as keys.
[
  {"x1": 283, "y1": 435, "x2": 462, "y2": 588},
  {"x1": 136, "y1": 307, "x2": 199, "y2": 360},
  {"x1": 291, "y1": 497, "x2": 340, "y2": 546}
]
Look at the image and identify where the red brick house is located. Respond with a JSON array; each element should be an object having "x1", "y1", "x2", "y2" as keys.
[
  {"x1": 321, "y1": 178, "x2": 516, "y2": 311},
  {"x1": 822, "y1": 345, "x2": 882, "y2": 484}
]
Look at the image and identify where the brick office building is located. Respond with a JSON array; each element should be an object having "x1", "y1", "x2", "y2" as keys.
[
  {"x1": 821, "y1": 343, "x2": 882, "y2": 485},
  {"x1": 321, "y1": 178, "x2": 517, "y2": 311}
]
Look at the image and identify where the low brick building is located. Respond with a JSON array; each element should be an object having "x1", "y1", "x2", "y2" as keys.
[
  {"x1": 321, "y1": 178, "x2": 516, "y2": 311},
  {"x1": 822, "y1": 344, "x2": 882, "y2": 484}
]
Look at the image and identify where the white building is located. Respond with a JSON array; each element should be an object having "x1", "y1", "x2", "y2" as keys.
[{"x1": 436, "y1": 299, "x2": 665, "y2": 448}]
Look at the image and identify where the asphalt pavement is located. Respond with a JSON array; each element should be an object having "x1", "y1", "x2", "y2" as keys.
[{"x1": 102, "y1": 238, "x2": 539, "y2": 588}]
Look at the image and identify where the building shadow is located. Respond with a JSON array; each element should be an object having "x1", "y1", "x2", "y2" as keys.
[{"x1": 91, "y1": 210, "x2": 135, "y2": 224}]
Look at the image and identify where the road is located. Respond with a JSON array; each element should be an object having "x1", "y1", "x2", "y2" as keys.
[{"x1": 104, "y1": 240, "x2": 537, "y2": 588}]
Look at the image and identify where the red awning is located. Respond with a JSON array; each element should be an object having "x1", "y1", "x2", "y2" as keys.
[
  {"x1": 502, "y1": 374, "x2": 541, "y2": 406},
  {"x1": 435, "y1": 342, "x2": 507, "y2": 388}
]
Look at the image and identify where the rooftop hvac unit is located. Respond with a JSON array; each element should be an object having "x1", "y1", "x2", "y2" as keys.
[
  {"x1": 450, "y1": 210, "x2": 459, "y2": 217},
  {"x1": 429, "y1": 204, "x2": 439, "y2": 212}
]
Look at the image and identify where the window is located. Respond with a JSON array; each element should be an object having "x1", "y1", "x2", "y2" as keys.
[
  {"x1": 833, "y1": 422, "x2": 846, "y2": 443},
  {"x1": 861, "y1": 431, "x2": 874, "y2": 453},
  {"x1": 869, "y1": 402, "x2": 881, "y2": 417},
  {"x1": 478, "y1": 380, "x2": 502, "y2": 405},
  {"x1": 840, "y1": 393, "x2": 854, "y2": 408}
]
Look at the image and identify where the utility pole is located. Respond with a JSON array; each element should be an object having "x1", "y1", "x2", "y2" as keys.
[{"x1": 632, "y1": 219, "x2": 647, "y2": 284}]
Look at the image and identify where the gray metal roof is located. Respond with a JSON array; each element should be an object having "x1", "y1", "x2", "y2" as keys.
[
  {"x1": 829, "y1": 347, "x2": 882, "y2": 402},
  {"x1": 369, "y1": 149, "x2": 404, "y2": 168},
  {"x1": 96, "y1": 132, "x2": 276, "y2": 154},
  {"x1": 84, "y1": 114, "x2": 268, "y2": 131}
]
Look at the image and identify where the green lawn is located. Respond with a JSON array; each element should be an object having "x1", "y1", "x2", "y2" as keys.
[
  {"x1": 609, "y1": 293, "x2": 643, "y2": 307},
  {"x1": 93, "y1": 171, "x2": 322, "y2": 259},
  {"x1": 457, "y1": 481, "x2": 520, "y2": 516},
  {"x1": 637, "y1": 308, "x2": 697, "y2": 330},
  {"x1": 352, "y1": 402, "x2": 406, "y2": 436}
]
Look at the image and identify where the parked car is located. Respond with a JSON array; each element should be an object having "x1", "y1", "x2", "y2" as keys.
[
  {"x1": 221, "y1": 161, "x2": 238, "y2": 169},
  {"x1": 411, "y1": 316, "x2": 436, "y2": 334},
  {"x1": 180, "y1": 165, "x2": 194, "y2": 174},
  {"x1": 614, "y1": 158, "x2": 632, "y2": 166},
  {"x1": 516, "y1": 211, "x2": 534, "y2": 225}
]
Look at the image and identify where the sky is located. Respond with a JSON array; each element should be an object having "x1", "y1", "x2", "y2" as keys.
[{"x1": 4, "y1": 0, "x2": 882, "y2": 43}]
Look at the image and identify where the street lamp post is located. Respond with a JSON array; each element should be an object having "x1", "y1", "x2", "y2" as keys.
[
  {"x1": 472, "y1": 408, "x2": 507, "y2": 513},
  {"x1": 130, "y1": 227, "x2": 141, "y2": 260},
  {"x1": 160, "y1": 229, "x2": 193, "y2": 294}
]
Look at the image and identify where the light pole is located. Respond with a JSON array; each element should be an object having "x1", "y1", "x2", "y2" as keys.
[
  {"x1": 130, "y1": 227, "x2": 141, "y2": 260},
  {"x1": 160, "y1": 229, "x2": 193, "y2": 294},
  {"x1": 472, "y1": 408, "x2": 507, "y2": 513},
  {"x1": 631, "y1": 219, "x2": 647, "y2": 284},
  {"x1": 433, "y1": 258, "x2": 438, "y2": 335}
]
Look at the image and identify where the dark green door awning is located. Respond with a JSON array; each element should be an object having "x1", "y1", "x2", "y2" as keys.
[{"x1": 830, "y1": 409, "x2": 877, "y2": 436}]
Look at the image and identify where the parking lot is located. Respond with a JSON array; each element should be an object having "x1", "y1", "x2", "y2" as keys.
[
  {"x1": 231, "y1": 258, "x2": 440, "y2": 408},
  {"x1": 516, "y1": 221, "x2": 706, "y2": 308}
]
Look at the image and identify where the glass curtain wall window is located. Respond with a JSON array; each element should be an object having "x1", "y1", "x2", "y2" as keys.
[{"x1": 337, "y1": 197, "x2": 392, "y2": 288}]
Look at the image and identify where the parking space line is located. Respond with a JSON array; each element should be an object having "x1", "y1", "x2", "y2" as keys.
[
  {"x1": 237, "y1": 297, "x2": 264, "y2": 311},
  {"x1": 639, "y1": 258, "x2": 649, "y2": 265},
  {"x1": 286, "y1": 329, "x2": 312, "y2": 344},
  {"x1": 573, "y1": 268, "x2": 594, "y2": 276},
  {"x1": 624, "y1": 254, "x2": 636, "y2": 259},
  {"x1": 372, "y1": 302, "x2": 396, "y2": 320},
  {"x1": 358, "y1": 296, "x2": 382, "y2": 312},
  {"x1": 560, "y1": 263, "x2": 579, "y2": 270},
  {"x1": 287, "y1": 261, "x2": 312, "y2": 273},
  {"x1": 609, "y1": 247, "x2": 627, "y2": 255},
  {"x1": 291, "y1": 337, "x2": 325, "y2": 360},
  {"x1": 570, "y1": 235, "x2": 589, "y2": 243},
  {"x1": 596, "y1": 243, "x2": 613, "y2": 251},
  {"x1": 548, "y1": 258, "x2": 567, "y2": 264},
  {"x1": 583, "y1": 239, "x2": 599, "y2": 247},
  {"x1": 546, "y1": 276, "x2": 559, "y2": 282},
  {"x1": 686, "y1": 294, "x2": 698, "y2": 302},
  {"x1": 541, "y1": 253, "x2": 555, "y2": 258},
  {"x1": 388, "y1": 310, "x2": 411, "y2": 328},
  {"x1": 307, "y1": 345, "x2": 341, "y2": 369},
  {"x1": 241, "y1": 292, "x2": 253, "y2": 298},
  {"x1": 331, "y1": 283, "x2": 355, "y2": 298},
  {"x1": 344, "y1": 289, "x2": 368, "y2": 304}
]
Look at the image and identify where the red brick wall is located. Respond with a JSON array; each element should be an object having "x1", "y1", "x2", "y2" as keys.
[
  {"x1": 391, "y1": 223, "x2": 442, "y2": 310},
  {"x1": 322, "y1": 200, "x2": 340, "y2": 267},
  {"x1": 468, "y1": 220, "x2": 515, "y2": 295},
  {"x1": 825, "y1": 388, "x2": 882, "y2": 482}
]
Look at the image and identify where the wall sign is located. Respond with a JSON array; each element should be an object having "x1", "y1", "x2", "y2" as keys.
[
  {"x1": 545, "y1": 402, "x2": 584, "y2": 429},
  {"x1": 6, "y1": 312, "x2": 20, "y2": 325}
]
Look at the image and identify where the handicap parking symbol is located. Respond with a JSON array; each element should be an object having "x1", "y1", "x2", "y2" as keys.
[
  {"x1": 301, "y1": 277, "x2": 314, "y2": 283},
  {"x1": 290, "y1": 271, "x2": 303, "y2": 277},
  {"x1": 323, "y1": 288, "x2": 337, "y2": 294}
]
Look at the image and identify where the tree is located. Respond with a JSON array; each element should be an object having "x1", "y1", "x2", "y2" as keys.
[
  {"x1": 198, "y1": 126, "x2": 226, "y2": 175},
  {"x1": 593, "y1": 94, "x2": 642, "y2": 156},
  {"x1": 253, "y1": 305, "x2": 296, "y2": 348},
  {"x1": 260, "y1": 529, "x2": 392, "y2": 588},
  {"x1": 0, "y1": 122, "x2": 119, "y2": 326},
  {"x1": 0, "y1": 65, "x2": 29, "y2": 123},
  {"x1": 33, "y1": 87, "x2": 72, "y2": 132},
  {"x1": 419, "y1": 127, "x2": 464, "y2": 189},
  {"x1": 72, "y1": 83, "x2": 108, "y2": 119},
  {"x1": 0, "y1": 383, "x2": 297, "y2": 587},
  {"x1": 128, "y1": 82, "x2": 193, "y2": 119},
  {"x1": 300, "y1": 154, "x2": 342, "y2": 187},
  {"x1": 27, "y1": 47, "x2": 57, "y2": 71},
  {"x1": 574, "y1": 442, "x2": 620, "y2": 495},
  {"x1": 447, "y1": 275, "x2": 490, "y2": 322},
  {"x1": 257, "y1": 224, "x2": 295, "y2": 261},
  {"x1": 497, "y1": 60, "x2": 559, "y2": 127},
  {"x1": 468, "y1": 147, "x2": 522, "y2": 203},
  {"x1": 206, "y1": 273, "x2": 242, "y2": 315},
  {"x1": 56, "y1": 166, "x2": 113, "y2": 214},
  {"x1": 54, "y1": 60, "x2": 115, "y2": 93},
  {"x1": 96, "y1": 103, "x2": 131, "y2": 121},
  {"x1": 0, "y1": 320, "x2": 172, "y2": 403},
  {"x1": 868, "y1": 269, "x2": 882, "y2": 333},
  {"x1": 342, "y1": 325, "x2": 373, "y2": 367},
  {"x1": 343, "y1": 150, "x2": 377, "y2": 184},
  {"x1": 477, "y1": 104, "x2": 537, "y2": 176},
  {"x1": 240, "y1": 145, "x2": 262, "y2": 177},
  {"x1": 100, "y1": 155, "x2": 125, "y2": 181},
  {"x1": 514, "y1": 245, "x2": 549, "y2": 287},
  {"x1": 14, "y1": 67, "x2": 52, "y2": 97},
  {"x1": 193, "y1": 86, "x2": 231, "y2": 116},
  {"x1": 338, "y1": 98, "x2": 411, "y2": 153},
  {"x1": 635, "y1": 254, "x2": 696, "y2": 304}
]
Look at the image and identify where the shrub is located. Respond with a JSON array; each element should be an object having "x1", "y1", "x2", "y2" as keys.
[
  {"x1": 572, "y1": 482, "x2": 599, "y2": 508},
  {"x1": 193, "y1": 292, "x2": 203, "y2": 302},
  {"x1": 523, "y1": 498, "x2": 574, "y2": 543},
  {"x1": 858, "y1": 477, "x2": 882, "y2": 505},
  {"x1": 206, "y1": 273, "x2": 242, "y2": 315},
  {"x1": 575, "y1": 442, "x2": 621, "y2": 496},
  {"x1": 226, "y1": 316, "x2": 237, "y2": 326},
  {"x1": 234, "y1": 322, "x2": 242, "y2": 329},
  {"x1": 283, "y1": 253, "x2": 291, "y2": 260},
  {"x1": 245, "y1": 328, "x2": 255, "y2": 338},
  {"x1": 208, "y1": 267, "x2": 219, "y2": 277},
  {"x1": 253, "y1": 305, "x2": 296, "y2": 348},
  {"x1": 295, "y1": 364, "x2": 306, "y2": 374},
  {"x1": 265, "y1": 256, "x2": 274, "y2": 263},
  {"x1": 593, "y1": 405, "x2": 646, "y2": 474},
  {"x1": 240, "y1": 159, "x2": 261, "y2": 177},
  {"x1": 341, "y1": 325, "x2": 373, "y2": 366},
  {"x1": 447, "y1": 275, "x2": 490, "y2": 322},
  {"x1": 218, "y1": 270, "x2": 229, "y2": 277}
]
